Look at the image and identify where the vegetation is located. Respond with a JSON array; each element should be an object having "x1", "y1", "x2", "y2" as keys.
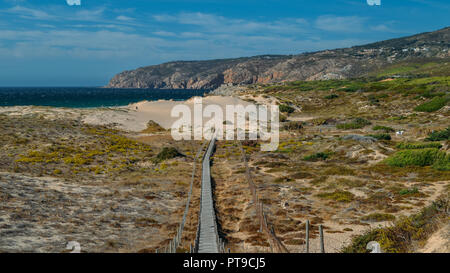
[
  {"x1": 141, "y1": 120, "x2": 166, "y2": 133},
  {"x1": 324, "y1": 94, "x2": 339, "y2": 99},
  {"x1": 303, "y1": 152, "x2": 330, "y2": 161},
  {"x1": 398, "y1": 187, "x2": 420, "y2": 196},
  {"x1": 367, "y1": 133, "x2": 391, "y2": 141},
  {"x1": 279, "y1": 104, "x2": 295, "y2": 114},
  {"x1": 361, "y1": 213, "x2": 396, "y2": 222},
  {"x1": 336, "y1": 118, "x2": 371, "y2": 130},
  {"x1": 414, "y1": 96, "x2": 449, "y2": 112},
  {"x1": 372, "y1": 125, "x2": 395, "y2": 133},
  {"x1": 384, "y1": 148, "x2": 448, "y2": 169},
  {"x1": 283, "y1": 121, "x2": 303, "y2": 131},
  {"x1": 154, "y1": 147, "x2": 183, "y2": 163},
  {"x1": 425, "y1": 126, "x2": 450, "y2": 141},
  {"x1": 342, "y1": 199, "x2": 448, "y2": 253},
  {"x1": 396, "y1": 142, "x2": 442, "y2": 150},
  {"x1": 316, "y1": 190, "x2": 355, "y2": 202}
]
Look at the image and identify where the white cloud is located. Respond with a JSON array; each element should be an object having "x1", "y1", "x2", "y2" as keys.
[
  {"x1": 116, "y1": 15, "x2": 134, "y2": 21},
  {"x1": 315, "y1": 15, "x2": 366, "y2": 32},
  {"x1": 153, "y1": 12, "x2": 310, "y2": 36},
  {"x1": 6, "y1": 6, "x2": 55, "y2": 20},
  {"x1": 66, "y1": 0, "x2": 81, "y2": 6}
]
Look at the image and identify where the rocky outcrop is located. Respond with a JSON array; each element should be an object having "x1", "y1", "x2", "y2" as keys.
[{"x1": 106, "y1": 27, "x2": 450, "y2": 89}]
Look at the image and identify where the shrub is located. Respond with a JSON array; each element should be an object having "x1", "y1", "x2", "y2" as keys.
[
  {"x1": 361, "y1": 213, "x2": 396, "y2": 222},
  {"x1": 324, "y1": 166, "x2": 355, "y2": 175},
  {"x1": 283, "y1": 121, "x2": 303, "y2": 131},
  {"x1": 317, "y1": 190, "x2": 355, "y2": 202},
  {"x1": 372, "y1": 125, "x2": 395, "y2": 133},
  {"x1": 141, "y1": 120, "x2": 166, "y2": 133},
  {"x1": 414, "y1": 96, "x2": 449, "y2": 112},
  {"x1": 368, "y1": 134, "x2": 391, "y2": 141},
  {"x1": 337, "y1": 118, "x2": 371, "y2": 130},
  {"x1": 384, "y1": 148, "x2": 446, "y2": 168},
  {"x1": 399, "y1": 188, "x2": 419, "y2": 196},
  {"x1": 154, "y1": 147, "x2": 183, "y2": 163},
  {"x1": 425, "y1": 126, "x2": 450, "y2": 141},
  {"x1": 324, "y1": 94, "x2": 339, "y2": 99},
  {"x1": 303, "y1": 152, "x2": 330, "y2": 161},
  {"x1": 342, "y1": 199, "x2": 448, "y2": 253},
  {"x1": 432, "y1": 153, "x2": 450, "y2": 171},
  {"x1": 279, "y1": 104, "x2": 295, "y2": 114},
  {"x1": 396, "y1": 142, "x2": 442, "y2": 149}
]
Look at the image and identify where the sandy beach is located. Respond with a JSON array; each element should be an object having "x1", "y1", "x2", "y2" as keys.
[{"x1": 0, "y1": 95, "x2": 253, "y2": 133}]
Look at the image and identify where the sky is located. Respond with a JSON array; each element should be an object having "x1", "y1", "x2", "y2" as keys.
[{"x1": 0, "y1": 0, "x2": 449, "y2": 86}]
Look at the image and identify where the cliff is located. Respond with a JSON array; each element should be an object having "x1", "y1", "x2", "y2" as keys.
[{"x1": 106, "y1": 27, "x2": 450, "y2": 89}]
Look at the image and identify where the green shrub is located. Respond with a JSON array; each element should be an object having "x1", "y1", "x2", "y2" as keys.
[
  {"x1": 279, "y1": 104, "x2": 295, "y2": 114},
  {"x1": 396, "y1": 142, "x2": 442, "y2": 150},
  {"x1": 414, "y1": 96, "x2": 449, "y2": 112},
  {"x1": 154, "y1": 147, "x2": 183, "y2": 163},
  {"x1": 317, "y1": 190, "x2": 355, "y2": 202},
  {"x1": 324, "y1": 94, "x2": 339, "y2": 99},
  {"x1": 342, "y1": 199, "x2": 448, "y2": 253},
  {"x1": 399, "y1": 187, "x2": 419, "y2": 196},
  {"x1": 361, "y1": 213, "x2": 396, "y2": 222},
  {"x1": 337, "y1": 118, "x2": 371, "y2": 130},
  {"x1": 432, "y1": 153, "x2": 450, "y2": 171},
  {"x1": 372, "y1": 125, "x2": 395, "y2": 133},
  {"x1": 368, "y1": 133, "x2": 391, "y2": 141},
  {"x1": 425, "y1": 127, "x2": 450, "y2": 141},
  {"x1": 303, "y1": 152, "x2": 330, "y2": 161},
  {"x1": 384, "y1": 148, "x2": 447, "y2": 168}
]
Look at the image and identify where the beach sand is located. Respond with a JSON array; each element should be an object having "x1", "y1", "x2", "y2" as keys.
[{"x1": 0, "y1": 95, "x2": 253, "y2": 133}]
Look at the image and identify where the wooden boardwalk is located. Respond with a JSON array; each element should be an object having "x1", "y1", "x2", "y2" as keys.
[{"x1": 196, "y1": 136, "x2": 220, "y2": 253}]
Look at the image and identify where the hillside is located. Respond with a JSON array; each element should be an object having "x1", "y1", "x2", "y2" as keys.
[{"x1": 106, "y1": 27, "x2": 450, "y2": 89}]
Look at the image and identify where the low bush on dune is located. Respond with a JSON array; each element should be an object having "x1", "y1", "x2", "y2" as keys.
[
  {"x1": 384, "y1": 148, "x2": 448, "y2": 169},
  {"x1": 324, "y1": 94, "x2": 339, "y2": 99},
  {"x1": 432, "y1": 154, "x2": 450, "y2": 171},
  {"x1": 279, "y1": 104, "x2": 295, "y2": 114},
  {"x1": 141, "y1": 120, "x2": 166, "y2": 134},
  {"x1": 336, "y1": 118, "x2": 371, "y2": 130},
  {"x1": 361, "y1": 213, "x2": 396, "y2": 222},
  {"x1": 153, "y1": 147, "x2": 183, "y2": 163},
  {"x1": 398, "y1": 187, "x2": 420, "y2": 196},
  {"x1": 425, "y1": 126, "x2": 450, "y2": 141},
  {"x1": 414, "y1": 96, "x2": 449, "y2": 112},
  {"x1": 396, "y1": 142, "x2": 442, "y2": 150},
  {"x1": 367, "y1": 133, "x2": 391, "y2": 141},
  {"x1": 316, "y1": 190, "x2": 355, "y2": 202},
  {"x1": 303, "y1": 152, "x2": 330, "y2": 161},
  {"x1": 372, "y1": 125, "x2": 395, "y2": 133},
  {"x1": 342, "y1": 199, "x2": 448, "y2": 253}
]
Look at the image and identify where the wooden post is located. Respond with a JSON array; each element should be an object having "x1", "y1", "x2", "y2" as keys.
[
  {"x1": 305, "y1": 220, "x2": 309, "y2": 253},
  {"x1": 319, "y1": 225, "x2": 325, "y2": 253},
  {"x1": 259, "y1": 202, "x2": 263, "y2": 232}
]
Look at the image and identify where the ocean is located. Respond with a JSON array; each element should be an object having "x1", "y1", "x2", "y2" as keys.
[{"x1": 0, "y1": 87, "x2": 208, "y2": 108}]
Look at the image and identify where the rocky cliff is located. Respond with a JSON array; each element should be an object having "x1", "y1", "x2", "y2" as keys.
[{"x1": 106, "y1": 27, "x2": 450, "y2": 89}]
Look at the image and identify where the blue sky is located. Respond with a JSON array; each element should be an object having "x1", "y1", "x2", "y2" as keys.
[{"x1": 0, "y1": 0, "x2": 448, "y2": 86}]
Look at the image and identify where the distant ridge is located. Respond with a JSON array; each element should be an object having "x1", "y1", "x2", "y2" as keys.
[{"x1": 106, "y1": 27, "x2": 450, "y2": 89}]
